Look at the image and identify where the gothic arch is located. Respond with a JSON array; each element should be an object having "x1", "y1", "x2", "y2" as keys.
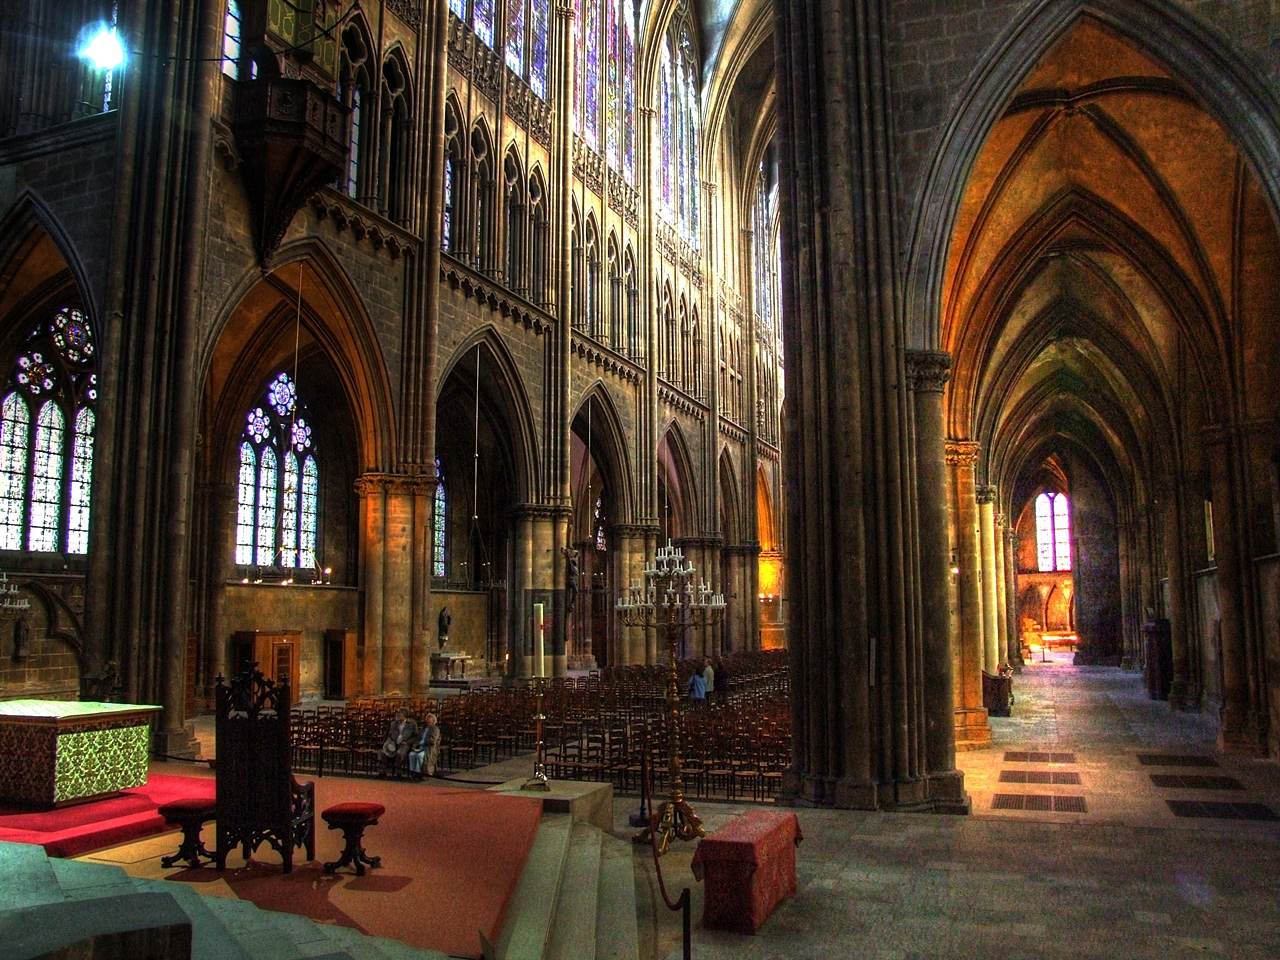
[
  {"x1": 200, "y1": 239, "x2": 394, "y2": 474},
  {"x1": 0, "y1": 191, "x2": 99, "y2": 327},
  {"x1": 756, "y1": 466, "x2": 776, "y2": 551},
  {"x1": 571, "y1": 383, "x2": 636, "y2": 524},
  {"x1": 436, "y1": 327, "x2": 540, "y2": 504},
  {"x1": 718, "y1": 448, "x2": 741, "y2": 545},
  {"x1": 905, "y1": 0, "x2": 1280, "y2": 350},
  {"x1": 657, "y1": 419, "x2": 697, "y2": 538}
]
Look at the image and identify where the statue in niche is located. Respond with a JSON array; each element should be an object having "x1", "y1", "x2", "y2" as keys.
[
  {"x1": 437, "y1": 607, "x2": 451, "y2": 650},
  {"x1": 563, "y1": 547, "x2": 580, "y2": 616},
  {"x1": 12, "y1": 615, "x2": 29, "y2": 661}
]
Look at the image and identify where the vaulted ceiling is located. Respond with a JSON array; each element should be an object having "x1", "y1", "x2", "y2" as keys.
[{"x1": 943, "y1": 16, "x2": 1280, "y2": 507}]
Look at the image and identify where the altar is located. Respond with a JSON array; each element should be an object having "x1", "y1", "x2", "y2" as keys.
[
  {"x1": 0, "y1": 699, "x2": 162, "y2": 807},
  {"x1": 430, "y1": 651, "x2": 472, "y2": 682}
]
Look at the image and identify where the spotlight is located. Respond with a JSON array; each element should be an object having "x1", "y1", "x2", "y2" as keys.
[{"x1": 80, "y1": 27, "x2": 125, "y2": 70}]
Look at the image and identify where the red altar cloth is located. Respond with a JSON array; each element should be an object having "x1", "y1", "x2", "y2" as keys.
[{"x1": 690, "y1": 810, "x2": 803, "y2": 933}]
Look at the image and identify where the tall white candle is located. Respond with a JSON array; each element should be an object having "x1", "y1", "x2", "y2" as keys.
[{"x1": 533, "y1": 602, "x2": 545, "y2": 678}]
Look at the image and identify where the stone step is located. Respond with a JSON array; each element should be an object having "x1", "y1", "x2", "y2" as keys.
[
  {"x1": 129, "y1": 877, "x2": 254, "y2": 960},
  {"x1": 0, "y1": 890, "x2": 191, "y2": 960},
  {"x1": 545, "y1": 823, "x2": 603, "y2": 960},
  {"x1": 197, "y1": 892, "x2": 309, "y2": 960},
  {"x1": 594, "y1": 834, "x2": 639, "y2": 960},
  {"x1": 48, "y1": 856, "x2": 135, "y2": 902},
  {"x1": 0, "y1": 840, "x2": 62, "y2": 911},
  {"x1": 485, "y1": 814, "x2": 573, "y2": 960}
]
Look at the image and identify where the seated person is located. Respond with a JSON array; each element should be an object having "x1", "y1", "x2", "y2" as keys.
[
  {"x1": 408, "y1": 712, "x2": 441, "y2": 779},
  {"x1": 380, "y1": 708, "x2": 419, "y2": 777}
]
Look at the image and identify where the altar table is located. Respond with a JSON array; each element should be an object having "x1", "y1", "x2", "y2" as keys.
[
  {"x1": 0, "y1": 699, "x2": 161, "y2": 807},
  {"x1": 430, "y1": 652, "x2": 472, "y2": 681},
  {"x1": 691, "y1": 810, "x2": 803, "y2": 933}
]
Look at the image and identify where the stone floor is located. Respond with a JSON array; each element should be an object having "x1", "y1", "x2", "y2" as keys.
[{"x1": 634, "y1": 654, "x2": 1280, "y2": 960}]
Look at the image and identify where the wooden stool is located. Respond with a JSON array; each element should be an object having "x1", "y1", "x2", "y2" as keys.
[
  {"x1": 321, "y1": 802, "x2": 386, "y2": 876},
  {"x1": 157, "y1": 797, "x2": 217, "y2": 869}
]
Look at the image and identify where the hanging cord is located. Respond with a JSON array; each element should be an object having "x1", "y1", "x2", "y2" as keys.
[{"x1": 643, "y1": 740, "x2": 692, "y2": 960}]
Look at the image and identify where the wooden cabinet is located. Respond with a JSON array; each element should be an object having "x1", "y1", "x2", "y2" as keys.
[
  {"x1": 230, "y1": 631, "x2": 301, "y2": 705},
  {"x1": 323, "y1": 628, "x2": 359, "y2": 701}
]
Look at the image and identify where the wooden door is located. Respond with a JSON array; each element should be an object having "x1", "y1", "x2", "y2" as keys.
[{"x1": 323, "y1": 629, "x2": 358, "y2": 700}]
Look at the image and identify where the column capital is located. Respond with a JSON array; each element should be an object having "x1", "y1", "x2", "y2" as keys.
[
  {"x1": 945, "y1": 439, "x2": 980, "y2": 466},
  {"x1": 976, "y1": 484, "x2": 997, "y2": 505},
  {"x1": 905, "y1": 350, "x2": 952, "y2": 393},
  {"x1": 354, "y1": 473, "x2": 435, "y2": 497}
]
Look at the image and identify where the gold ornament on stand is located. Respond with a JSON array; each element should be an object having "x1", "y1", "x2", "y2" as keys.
[{"x1": 617, "y1": 539, "x2": 725, "y2": 855}]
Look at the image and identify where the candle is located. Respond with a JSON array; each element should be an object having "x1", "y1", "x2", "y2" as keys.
[{"x1": 533, "y1": 602, "x2": 545, "y2": 678}]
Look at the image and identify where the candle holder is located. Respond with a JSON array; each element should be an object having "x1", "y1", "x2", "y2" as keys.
[
  {"x1": 617, "y1": 539, "x2": 725, "y2": 855},
  {"x1": 0, "y1": 570, "x2": 30, "y2": 622},
  {"x1": 521, "y1": 674, "x2": 550, "y2": 791}
]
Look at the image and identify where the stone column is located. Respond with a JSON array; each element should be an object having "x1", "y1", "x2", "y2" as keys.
[
  {"x1": 356, "y1": 475, "x2": 386, "y2": 695},
  {"x1": 947, "y1": 441, "x2": 991, "y2": 749},
  {"x1": 907, "y1": 352, "x2": 966, "y2": 808},
  {"x1": 1005, "y1": 528, "x2": 1023, "y2": 669},
  {"x1": 1206, "y1": 433, "x2": 1267, "y2": 753},
  {"x1": 977, "y1": 486, "x2": 999, "y2": 675},
  {"x1": 994, "y1": 512, "x2": 1010, "y2": 670}
]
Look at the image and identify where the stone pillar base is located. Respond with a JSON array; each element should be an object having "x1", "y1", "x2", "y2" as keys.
[
  {"x1": 926, "y1": 770, "x2": 970, "y2": 814},
  {"x1": 152, "y1": 724, "x2": 199, "y2": 761},
  {"x1": 1219, "y1": 707, "x2": 1268, "y2": 756},
  {"x1": 954, "y1": 707, "x2": 991, "y2": 751}
]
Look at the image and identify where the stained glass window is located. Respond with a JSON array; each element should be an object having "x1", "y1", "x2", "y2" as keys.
[
  {"x1": 222, "y1": 0, "x2": 241, "y2": 79},
  {"x1": 67, "y1": 408, "x2": 94, "y2": 555},
  {"x1": 449, "y1": 0, "x2": 466, "y2": 17},
  {"x1": 606, "y1": 0, "x2": 619, "y2": 169},
  {"x1": 347, "y1": 88, "x2": 362, "y2": 198},
  {"x1": 256, "y1": 446, "x2": 277, "y2": 566},
  {"x1": 474, "y1": 0, "x2": 494, "y2": 47},
  {"x1": 1036, "y1": 492, "x2": 1072, "y2": 572},
  {"x1": 236, "y1": 442, "x2": 255, "y2": 564},
  {"x1": 0, "y1": 394, "x2": 28, "y2": 551},
  {"x1": 506, "y1": 0, "x2": 525, "y2": 74},
  {"x1": 280, "y1": 453, "x2": 299, "y2": 567},
  {"x1": 301, "y1": 456, "x2": 318, "y2": 569},
  {"x1": 433, "y1": 461, "x2": 446, "y2": 578},
  {"x1": 530, "y1": 0, "x2": 550, "y2": 97},
  {"x1": 236, "y1": 372, "x2": 320, "y2": 570},
  {"x1": 622, "y1": 4, "x2": 634, "y2": 182},
  {"x1": 660, "y1": 44, "x2": 673, "y2": 210},
  {"x1": 572, "y1": 0, "x2": 583, "y2": 134},
  {"x1": 443, "y1": 157, "x2": 453, "y2": 250},
  {"x1": 583, "y1": 0, "x2": 600, "y2": 147}
]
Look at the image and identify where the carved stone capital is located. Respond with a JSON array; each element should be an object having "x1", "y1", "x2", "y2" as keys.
[
  {"x1": 354, "y1": 473, "x2": 435, "y2": 497},
  {"x1": 905, "y1": 350, "x2": 952, "y2": 393},
  {"x1": 976, "y1": 485, "x2": 997, "y2": 505},
  {"x1": 945, "y1": 440, "x2": 980, "y2": 466}
]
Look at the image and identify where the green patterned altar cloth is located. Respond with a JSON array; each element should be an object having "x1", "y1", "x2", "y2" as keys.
[{"x1": 0, "y1": 699, "x2": 162, "y2": 807}]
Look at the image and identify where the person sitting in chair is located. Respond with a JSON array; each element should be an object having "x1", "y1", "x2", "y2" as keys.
[
  {"x1": 408, "y1": 713, "x2": 441, "y2": 779},
  {"x1": 380, "y1": 708, "x2": 418, "y2": 777}
]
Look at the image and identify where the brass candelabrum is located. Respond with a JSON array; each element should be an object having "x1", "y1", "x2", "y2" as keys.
[
  {"x1": 617, "y1": 539, "x2": 725, "y2": 855},
  {"x1": 521, "y1": 675, "x2": 550, "y2": 791}
]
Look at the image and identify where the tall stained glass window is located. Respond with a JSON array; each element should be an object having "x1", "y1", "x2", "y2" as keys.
[
  {"x1": 1036, "y1": 492, "x2": 1072, "y2": 572},
  {"x1": 433, "y1": 461, "x2": 446, "y2": 578},
  {"x1": 657, "y1": 17, "x2": 699, "y2": 245},
  {"x1": 235, "y1": 371, "x2": 321, "y2": 571},
  {"x1": 222, "y1": 0, "x2": 241, "y2": 79},
  {"x1": 346, "y1": 88, "x2": 362, "y2": 198},
  {"x1": 449, "y1": 0, "x2": 466, "y2": 17},
  {"x1": 474, "y1": 0, "x2": 495, "y2": 47},
  {"x1": 583, "y1": 0, "x2": 600, "y2": 147},
  {"x1": 505, "y1": 0, "x2": 525, "y2": 73},
  {"x1": 530, "y1": 0, "x2": 550, "y2": 97},
  {"x1": 606, "y1": 0, "x2": 619, "y2": 169},
  {"x1": 0, "y1": 307, "x2": 98, "y2": 556},
  {"x1": 622, "y1": 3, "x2": 635, "y2": 181},
  {"x1": 443, "y1": 156, "x2": 453, "y2": 251}
]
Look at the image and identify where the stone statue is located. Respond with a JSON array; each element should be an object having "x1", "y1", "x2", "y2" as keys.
[
  {"x1": 12, "y1": 615, "x2": 29, "y2": 661},
  {"x1": 437, "y1": 606, "x2": 451, "y2": 650},
  {"x1": 563, "y1": 547, "x2": 579, "y2": 615}
]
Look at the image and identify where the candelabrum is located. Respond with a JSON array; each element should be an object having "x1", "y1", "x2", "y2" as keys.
[
  {"x1": 0, "y1": 570, "x2": 29, "y2": 621},
  {"x1": 520, "y1": 674, "x2": 550, "y2": 792},
  {"x1": 617, "y1": 539, "x2": 725, "y2": 855}
]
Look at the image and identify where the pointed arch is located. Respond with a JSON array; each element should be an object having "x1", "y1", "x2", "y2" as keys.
[
  {"x1": 0, "y1": 191, "x2": 100, "y2": 328},
  {"x1": 201, "y1": 238, "x2": 395, "y2": 474},
  {"x1": 756, "y1": 466, "x2": 776, "y2": 552},
  {"x1": 718, "y1": 448, "x2": 741, "y2": 546},
  {"x1": 657, "y1": 419, "x2": 697, "y2": 539},
  {"x1": 571, "y1": 382, "x2": 635, "y2": 524},
  {"x1": 528, "y1": 165, "x2": 549, "y2": 305},
  {"x1": 905, "y1": 0, "x2": 1280, "y2": 349},
  {"x1": 436, "y1": 326, "x2": 540, "y2": 503}
]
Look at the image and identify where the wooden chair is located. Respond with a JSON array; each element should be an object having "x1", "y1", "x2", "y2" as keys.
[{"x1": 215, "y1": 667, "x2": 316, "y2": 874}]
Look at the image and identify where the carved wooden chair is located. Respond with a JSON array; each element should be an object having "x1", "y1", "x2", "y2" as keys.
[{"x1": 215, "y1": 666, "x2": 316, "y2": 874}]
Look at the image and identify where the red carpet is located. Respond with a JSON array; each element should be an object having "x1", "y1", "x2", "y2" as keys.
[
  {"x1": 0, "y1": 773, "x2": 214, "y2": 858},
  {"x1": 169, "y1": 777, "x2": 543, "y2": 960}
]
